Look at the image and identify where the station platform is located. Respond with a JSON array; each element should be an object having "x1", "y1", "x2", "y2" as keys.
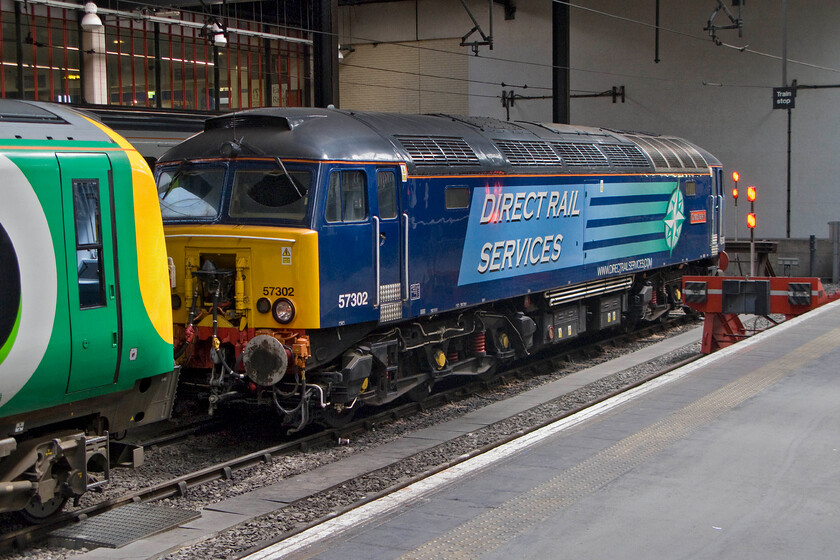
[{"x1": 258, "y1": 300, "x2": 840, "y2": 560}]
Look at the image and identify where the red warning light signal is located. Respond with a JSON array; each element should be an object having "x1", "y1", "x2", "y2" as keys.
[
  {"x1": 732, "y1": 171, "x2": 739, "y2": 182},
  {"x1": 747, "y1": 213, "x2": 756, "y2": 229},
  {"x1": 747, "y1": 186, "x2": 756, "y2": 202},
  {"x1": 732, "y1": 187, "x2": 739, "y2": 200}
]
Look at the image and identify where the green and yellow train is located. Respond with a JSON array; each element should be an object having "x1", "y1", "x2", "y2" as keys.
[{"x1": 0, "y1": 100, "x2": 177, "y2": 521}]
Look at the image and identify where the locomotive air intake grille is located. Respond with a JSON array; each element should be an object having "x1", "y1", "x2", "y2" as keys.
[
  {"x1": 395, "y1": 136, "x2": 480, "y2": 166},
  {"x1": 550, "y1": 143, "x2": 609, "y2": 167},
  {"x1": 495, "y1": 140, "x2": 562, "y2": 166}
]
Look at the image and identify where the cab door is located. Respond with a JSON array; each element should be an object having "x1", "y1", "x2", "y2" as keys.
[
  {"x1": 58, "y1": 153, "x2": 120, "y2": 392},
  {"x1": 373, "y1": 167, "x2": 404, "y2": 323},
  {"x1": 710, "y1": 167, "x2": 723, "y2": 255}
]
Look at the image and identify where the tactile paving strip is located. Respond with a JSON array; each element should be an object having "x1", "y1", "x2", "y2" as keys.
[
  {"x1": 399, "y1": 327, "x2": 840, "y2": 560},
  {"x1": 50, "y1": 502, "x2": 200, "y2": 548}
]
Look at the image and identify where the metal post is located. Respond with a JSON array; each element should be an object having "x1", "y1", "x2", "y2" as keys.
[
  {"x1": 809, "y1": 234, "x2": 816, "y2": 277},
  {"x1": 750, "y1": 199, "x2": 756, "y2": 277},
  {"x1": 552, "y1": 1, "x2": 570, "y2": 124},
  {"x1": 313, "y1": 0, "x2": 339, "y2": 108},
  {"x1": 14, "y1": 2, "x2": 23, "y2": 99},
  {"x1": 154, "y1": 23, "x2": 163, "y2": 109},
  {"x1": 831, "y1": 222, "x2": 840, "y2": 284},
  {"x1": 213, "y1": 46, "x2": 220, "y2": 111},
  {"x1": 786, "y1": 105, "x2": 792, "y2": 238}
]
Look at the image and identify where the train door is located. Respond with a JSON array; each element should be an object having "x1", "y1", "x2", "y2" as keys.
[
  {"x1": 57, "y1": 154, "x2": 120, "y2": 392},
  {"x1": 710, "y1": 167, "x2": 723, "y2": 254},
  {"x1": 373, "y1": 167, "x2": 404, "y2": 323}
]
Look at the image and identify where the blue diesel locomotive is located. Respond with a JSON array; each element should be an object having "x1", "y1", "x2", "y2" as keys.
[{"x1": 156, "y1": 109, "x2": 723, "y2": 430}]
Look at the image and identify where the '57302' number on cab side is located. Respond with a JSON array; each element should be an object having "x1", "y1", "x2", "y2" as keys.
[
  {"x1": 263, "y1": 287, "x2": 294, "y2": 297},
  {"x1": 338, "y1": 292, "x2": 368, "y2": 308}
]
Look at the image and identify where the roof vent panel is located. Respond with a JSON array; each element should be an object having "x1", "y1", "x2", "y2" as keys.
[
  {"x1": 395, "y1": 135, "x2": 479, "y2": 166},
  {"x1": 599, "y1": 144, "x2": 651, "y2": 168},
  {"x1": 624, "y1": 135, "x2": 669, "y2": 169},
  {"x1": 551, "y1": 143, "x2": 609, "y2": 167},
  {"x1": 495, "y1": 140, "x2": 562, "y2": 166}
]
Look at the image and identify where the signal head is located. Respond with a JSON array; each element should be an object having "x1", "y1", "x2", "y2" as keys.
[
  {"x1": 732, "y1": 187, "x2": 739, "y2": 200},
  {"x1": 747, "y1": 186, "x2": 756, "y2": 202},
  {"x1": 732, "y1": 171, "x2": 740, "y2": 183},
  {"x1": 747, "y1": 212, "x2": 756, "y2": 229}
]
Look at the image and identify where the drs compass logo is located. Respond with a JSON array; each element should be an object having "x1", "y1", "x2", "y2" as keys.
[
  {"x1": 0, "y1": 223, "x2": 21, "y2": 364},
  {"x1": 663, "y1": 187, "x2": 686, "y2": 254}
]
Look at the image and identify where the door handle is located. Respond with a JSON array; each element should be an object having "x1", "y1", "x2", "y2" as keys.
[
  {"x1": 402, "y1": 213, "x2": 410, "y2": 302},
  {"x1": 373, "y1": 216, "x2": 380, "y2": 308}
]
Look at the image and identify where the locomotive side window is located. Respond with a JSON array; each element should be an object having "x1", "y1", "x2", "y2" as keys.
[
  {"x1": 72, "y1": 180, "x2": 106, "y2": 308},
  {"x1": 445, "y1": 187, "x2": 470, "y2": 209},
  {"x1": 685, "y1": 181, "x2": 696, "y2": 196},
  {"x1": 326, "y1": 170, "x2": 368, "y2": 223},
  {"x1": 377, "y1": 171, "x2": 397, "y2": 219},
  {"x1": 157, "y1": 165, "x2": 225, "y2": 220}
]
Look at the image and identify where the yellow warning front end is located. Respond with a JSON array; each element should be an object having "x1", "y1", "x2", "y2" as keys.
[{"x1": 165, "y1": 224, "x2": 319, "y2": 379}]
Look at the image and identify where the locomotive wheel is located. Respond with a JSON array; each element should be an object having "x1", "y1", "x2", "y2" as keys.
[
  {"x1": 316, "y1": 405, "x2": 358, "y2": 429},
  {"x1": 18, "y1": 494, "x2": 67, "y2": 524}
]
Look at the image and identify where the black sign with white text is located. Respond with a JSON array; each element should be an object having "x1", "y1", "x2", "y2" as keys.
[{"x1": 773, "y1": 87, "x2": 796, "y2": 109}]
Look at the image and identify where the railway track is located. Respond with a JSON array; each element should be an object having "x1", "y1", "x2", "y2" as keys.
[{"x1": 0, "y1": 313, "x2": 699, "y2": 554}]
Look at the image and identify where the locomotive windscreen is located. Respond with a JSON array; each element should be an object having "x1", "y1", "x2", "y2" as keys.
[
  {"x1": 158, "y1": 164, "x2": 225, "y2": 220},
  {"x1": 229, "y1": 165, "x2": 311, "y2": 223}
]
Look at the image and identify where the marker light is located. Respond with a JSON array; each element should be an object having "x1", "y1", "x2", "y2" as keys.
[
  {"x1": 747, "y1": 186, "x2": 757, "y2": 202},
  {"x1": 256, "y1": 297, "x2": 271, "y2": 314},
  {"x1": 732, "y1": 187, "x2": 739, "y2": 200},
  {"x1": 747, "y1": 213, "x2": 756, "y2": 229},
  {"x1": 732, "y1": 171, "x2": 740, "y2": 182}
]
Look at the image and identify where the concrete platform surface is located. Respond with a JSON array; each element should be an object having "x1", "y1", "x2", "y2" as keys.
[{"x1": 259, "y1": 301, "x2": 840, "y2": 560}]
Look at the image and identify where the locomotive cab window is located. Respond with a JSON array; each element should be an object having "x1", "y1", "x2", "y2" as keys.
[
  {"x1": 229, "y1": 162, "x2": 311, "y2": 223},
  {"x1": 157, "y1": 164, "x2": 226, "y2": 221},
  {"x1": 326, "y1": 170, "x2": 368, "y2": 223},
  {"x1": 72, "y1": 180, "x2": 106, "y2": 308},
  {"x1": 377, "y1": 170, "x2": 397, "y2": 219}
]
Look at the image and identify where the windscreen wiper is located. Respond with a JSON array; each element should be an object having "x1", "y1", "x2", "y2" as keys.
[{"x1": 274, "y1": 157, "x2": 305, "y2": 199}]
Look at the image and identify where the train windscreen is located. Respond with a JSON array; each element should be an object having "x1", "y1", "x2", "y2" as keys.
[
  {"x1": 228, "y1": 163, "x2": 311, "y2": 224},
  {"x1": 157, "y1": 164, "x2": 226, "y2": 221}
]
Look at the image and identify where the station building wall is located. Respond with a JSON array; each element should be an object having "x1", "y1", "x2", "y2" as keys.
[{"x1": 338, "y1": 0, "x2": 840, "y2": 240}]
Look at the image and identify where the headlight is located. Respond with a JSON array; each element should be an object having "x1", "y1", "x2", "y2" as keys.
[{"x1": 272, "y1": 298, "x2": 295, "y2": 324}]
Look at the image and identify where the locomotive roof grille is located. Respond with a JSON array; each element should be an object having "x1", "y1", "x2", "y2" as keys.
[
  {"x1": 495, "y1": 140, "x2": 562, "y2": 166},
  {"x1": 664, "y1": 137, "x2": 708, "y2": 169},
  {"x1": 395, "y1": 135, "x2": 480, "y2": 166},
  {"x1": 624, "y1": 135, "x2": 670, "y2": 169},
  {"x1": 646, "y1": 137, "x2": 683, "y2": 168},
  {"x1": 624, "y1": 134, "x2": 708, "y2": 172},
  {"x1": 550, "y1": 142, "x2": 609, "y2": 167},
  {"x1": 599, "y1": 144, "x2": 651, "y2": 168}
]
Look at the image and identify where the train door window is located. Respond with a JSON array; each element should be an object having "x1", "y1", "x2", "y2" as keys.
[
  {"x1": 326, "y1": 170, "x2": 368, "y2": 223},
  {"x1": 445, "y1": 187, "x2": 470, "y2": 209},
  {"x1": 377, "y1": 171, "x2": 397, "y2": 219},
  {"x1": 72, "y1": 180, "x2": 106, "y2": 308}
]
